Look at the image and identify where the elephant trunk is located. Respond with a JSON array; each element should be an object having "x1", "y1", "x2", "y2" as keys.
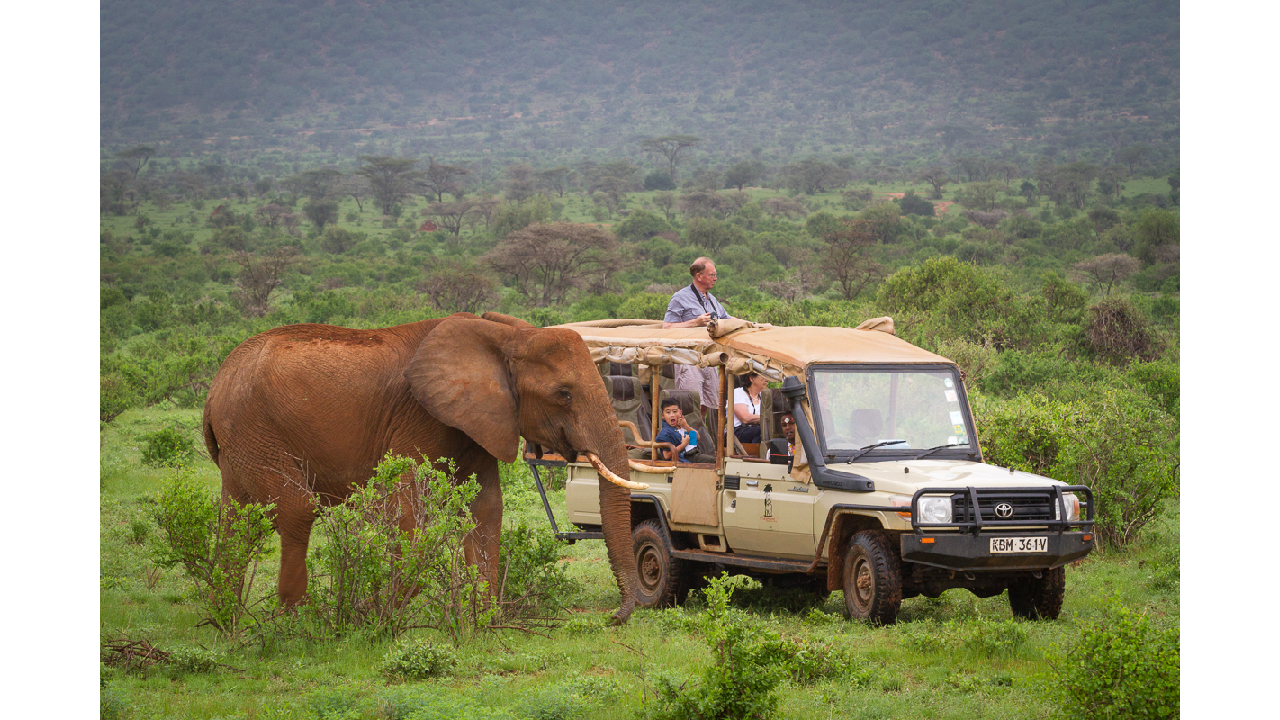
[{"x1": 594, "y1": 441, "x2": 638, "y2": 624}]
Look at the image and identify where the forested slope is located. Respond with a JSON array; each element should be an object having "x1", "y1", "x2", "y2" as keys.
[{"x1": 101, "y1": 0, "x2": 1178, "y2": 164}]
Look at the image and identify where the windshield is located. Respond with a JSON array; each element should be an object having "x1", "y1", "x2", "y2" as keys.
[{"x1": 809, "y1": 366, "x2": 972, "y2": 456}]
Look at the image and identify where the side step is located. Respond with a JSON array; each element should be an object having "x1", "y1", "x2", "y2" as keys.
[
  {"x1": 670, "y1": 549, "x2": 820, "y2": 573},
  {"x1": 554, "y1": 531, "x2": 605, "y2": 543}
]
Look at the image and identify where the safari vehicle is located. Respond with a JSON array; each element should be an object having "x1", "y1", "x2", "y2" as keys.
[{"x1": 524, "y1": 317, "x2": 1094, "y2": 624}]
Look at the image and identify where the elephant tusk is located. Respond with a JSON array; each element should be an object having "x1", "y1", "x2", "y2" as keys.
[
  {"x1": 586, "y1": 453, "x2": 649, "y2": 490},
  {"x1": 628, "y1": 460, "x2": 674, "y2": 475}
]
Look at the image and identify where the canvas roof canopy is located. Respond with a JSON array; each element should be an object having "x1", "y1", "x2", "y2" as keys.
[{"x1": 555, "y1": 318, "x2": 953, "y2": 378}]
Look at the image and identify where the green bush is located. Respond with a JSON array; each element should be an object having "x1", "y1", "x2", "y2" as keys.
[
  {"x1": 768, "y1": 639, "x2": 877, "y2": 686},
  {"x1": 1077, "y1": 298, "x2": 1164, "y2": 365},
  {"x1": 380, "y1": 639, "x2": 458, "y2": 680},
  {"x1": 645, "y1": 574, "x2": 785, "y2": 720},
  {"x1": 150, "y1": 472, "x2": 276, "y2": 634},
  {"x1": 166, "y1": 646, "x2": 221, "y2": 674},
  {"x1": 304, "y1": 455, "x2": 492, "y2": 641},
  {"x1": 140, "y1": 425, "x2": 196, "y2": 467},
  {"x1": 1120, "y1": 360, "x2": 1179, "y2": 416},
  {"x1": 376, "y1": 687, "x2": 516, "y2": 720},
  {"x1": 1052, "y1": 602, "x2": 1179, "y2": 719},
  {"x1": 308, "y1": 688, "x2": 361, "y2": 720},
  {"x1": 876, "y1": 256, "x2": 1047, "y2": 351},
  {"x1": 101, "y1": 685, "x2": 129, "y2": 720},
  {"x1": 974, "y1": 388, "x2": 1179, "y2": 547},
  {"x1": 516, "y1": 688, "x2": 590, "y2": 720},
  {"x1": 495, "y1": 523, "x2": 578, "y2": 620},
  {"x1": 956, "y1": 617, "x2": 1028, "y2": 658},
  {"x1": 618, "y1": 292, "x2": 675, "y2": 321}
]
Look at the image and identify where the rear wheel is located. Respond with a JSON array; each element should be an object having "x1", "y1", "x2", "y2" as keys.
[
  {"x1": 842, "y1": 531, "x2": 902, "y2": 625},
  {"x1": 1008, "y1": 566, "x2": 1066, "y2": 620},
  {"x1": 633, "y1": 520, "x2": 689, "y2": 608}
]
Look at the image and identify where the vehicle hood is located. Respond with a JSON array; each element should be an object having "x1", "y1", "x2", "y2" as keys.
[{"x1": 830, "y1": 459, "x2": 1067, "y2": 497}]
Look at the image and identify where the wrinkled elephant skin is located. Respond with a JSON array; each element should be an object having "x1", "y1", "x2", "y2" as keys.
[{"x1": 202, "y1": 312, "x2": 637, "y2": 621}]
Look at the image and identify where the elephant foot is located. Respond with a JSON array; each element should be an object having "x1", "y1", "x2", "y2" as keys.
[{"x1": 608, "y1": 596, "x2": 636, "y2": 625}]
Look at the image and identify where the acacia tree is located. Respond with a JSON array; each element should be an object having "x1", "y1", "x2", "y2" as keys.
[
  {"x1": 1049, "y1": 162, "x2": 1099, "y2": 209},
  {"x1": 1096, "y1": 165, "x2": 1127, "y2": 201},
  {"x1": 723, "y1": 161, "x2": 764, "y2": 191},
  {"x1": 1116, "y1": 145, "x2": 1150, "y2": 176},
  {"x1": 652, "y1": 192, "x2": 677, "y2": 222},
  {"x1": 339, "y1": 174, "x2": 371, "y2": 212},
  {"x1": 1071, "y1": 254, "x2": 1140, "y2": 296},
  {"x1": 821, "y1": 218, "x2": 884, "y2": 300},
  {"x1": 587, "y1": 160, "x2": 639, "y2": 210},
  {"x1": 780, "y1": 159, "x2": 850, "y2": 194},
  {"x1": 483, "y1": 222, "x2": 619, "y2": 306},
  {"x1": 537, "y1": 166, "x2": 572, "y2": 197},
  {"x1": 418, "y1": 158, "x2": 470, "y2": 202},
  {"x1": 641, "y1": 135, "x2": 701, "y2": 183},
  {"x1": 286, "y1": 167, "x2": 343, "y2": 200},
  {"x1": 504, "y1": 164, "x2": 538, "y2": 204},
  {"x1": 954, "y1": 181, "x2": 1005, "y2": 211},
  {"x1": 232, "y1": 248, "x2": 298, "y2": 317},
  {"x1": 761, "y1": 196, "x2": 807, "y2": 219},
  {"x1": 116, "y1": 145, "x2": 156, "y2": 179},
  {"x1": 423, "y1": 201, "x2": 476, "y2": 240},
  {"x1": 356, "y1": 156, "x2": 420, "y2": 215},
  {"x1": 417, "y1": 260, "x2": 498, "y2": 314},
  {"x1": 917, "y1": 166, "x2": 951, "y2": 200}
]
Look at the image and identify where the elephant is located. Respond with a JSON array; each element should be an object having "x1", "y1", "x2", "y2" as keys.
[{"x1": 201, "y1": 311, "x2": 643, "y2": 623}]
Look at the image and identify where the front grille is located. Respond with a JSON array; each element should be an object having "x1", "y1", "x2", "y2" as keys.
[{"x1": 952, "y1": 491, "x2": 1056, "y2": 523}]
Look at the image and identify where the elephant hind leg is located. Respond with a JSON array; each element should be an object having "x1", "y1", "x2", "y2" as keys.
[{"x1": 276, "y1": 510, "x2": 316, "y2": 607}]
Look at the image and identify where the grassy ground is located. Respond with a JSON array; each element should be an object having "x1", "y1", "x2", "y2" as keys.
[{"x1": 101, "y1": 407, "x2": 1179, "y2": 719}]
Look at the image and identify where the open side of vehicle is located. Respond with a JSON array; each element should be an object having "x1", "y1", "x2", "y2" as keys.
[{"x1": 525, "y1": 318, "x2": 1095, "y2": 624}]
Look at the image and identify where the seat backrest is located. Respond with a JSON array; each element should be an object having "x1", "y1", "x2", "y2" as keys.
[
  {"x1": 758, "y1": 388, "x2": 791, "y2": 457},
  {"x1": 656, "y1": 364, "x2": 677, "y2": 393},
  {"x1": 661, "y1": 388, "x2": 716, "y2": 456},
  {"x1": 606, "y1": 375, "x2": 652, "y2": 443},
  {"x1": 599, "y1": 361, "x2": 637, "y2": 382},
  {"x1": 850, "y1": 408, "x2": 882, "y2": 442}
]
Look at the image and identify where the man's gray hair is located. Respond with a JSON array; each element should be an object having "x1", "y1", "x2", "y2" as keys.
[{"x1": 689, "y1": 256, "x2": 715, "y2": 277}]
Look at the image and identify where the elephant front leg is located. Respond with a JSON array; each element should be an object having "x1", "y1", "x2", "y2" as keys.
[{"x1": 464, "y1": 463, "x2": 504, "y2": 597}]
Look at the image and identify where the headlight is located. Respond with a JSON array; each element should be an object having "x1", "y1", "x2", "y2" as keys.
[
  {"x1": 917, "y1": 496, "x2": 953, "y2": 524},
  {"x1": 1054, "y1": 492, "x2": 1080, "y2": 522}
]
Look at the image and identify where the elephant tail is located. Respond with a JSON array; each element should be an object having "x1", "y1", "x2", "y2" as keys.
[{"x1": 202, "y1": 403, "x2": 220, "y2": 467}]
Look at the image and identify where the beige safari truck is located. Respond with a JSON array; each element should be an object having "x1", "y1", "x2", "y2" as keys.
[{"x1": 523, "y1": 317, "x2": 1095, "y2": 624}]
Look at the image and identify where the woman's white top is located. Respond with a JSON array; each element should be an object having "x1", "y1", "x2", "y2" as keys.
[{"x1": 733, "y1": 387, "x2": 760, "y2": 428}]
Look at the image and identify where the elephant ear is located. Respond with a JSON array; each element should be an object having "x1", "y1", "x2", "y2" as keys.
[
  {"x1": 481, "y1": 311, "x2": 536, "y2": 329},
  {"x1": 406, "y1": 317, "x2": 522, "y2": 463}
]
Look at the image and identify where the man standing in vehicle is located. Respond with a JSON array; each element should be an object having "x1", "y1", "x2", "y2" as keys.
[{"x1": 663, "y1": 256, "x2": 732, "y2": 423}]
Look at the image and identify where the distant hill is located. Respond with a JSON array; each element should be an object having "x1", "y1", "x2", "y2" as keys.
[{"x1": 101, "y1": 0, "x2": 1178, "y2": 166}]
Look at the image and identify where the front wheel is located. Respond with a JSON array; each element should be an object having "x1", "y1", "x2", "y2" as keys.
[
  {"x1": 1008, "y1": 566, "x2": 1066, "y2": 620},
  {"x1": 632, "y1": 520, "x2": 689, "y2": 608},
  {"x1": 842, "y1": 531, "x2": 903, "y2": 625}
]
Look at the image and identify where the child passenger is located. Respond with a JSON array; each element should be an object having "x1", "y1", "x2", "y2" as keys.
[{"x1": 656, "y1": 399, "x2": 714, "y2": 464}]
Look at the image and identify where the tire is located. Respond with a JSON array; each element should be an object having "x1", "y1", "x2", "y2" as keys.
[
  {"x1": 1008, "y1": 566, "x2": 1066, "y2": 620},
  {"x1": 632, "y1": 519, "x2": 689, "y2": 609},
  {"x1": 842, "y1": 531, "x2": 903, "y2": 625}
]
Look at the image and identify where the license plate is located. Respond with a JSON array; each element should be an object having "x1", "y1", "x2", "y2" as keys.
[{"x1": 990, "y1": 537, "x2": 1048, "y2": 554}]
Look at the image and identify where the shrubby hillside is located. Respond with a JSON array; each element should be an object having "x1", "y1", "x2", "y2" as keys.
[{"x1": 101, "y1": 0, "x2": 1178, "y2": 166}]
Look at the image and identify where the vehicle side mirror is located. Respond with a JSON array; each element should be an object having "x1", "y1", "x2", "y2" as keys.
[{"x1": 768, "y1": 438, "x2": 792, "y2": 464}]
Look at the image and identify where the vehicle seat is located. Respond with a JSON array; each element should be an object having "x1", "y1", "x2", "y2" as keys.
[
  {"x1": 605, "y1": 375, "x2": 652, "y2": 445},
  {"x1": 758, "y1": 388, "x2": 790, "y2": 458},
  {"x1": 598, "y1": 361, "x2": 638, "y2": 383}
]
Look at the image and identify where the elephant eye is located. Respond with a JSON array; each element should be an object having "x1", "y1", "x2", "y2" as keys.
[{"x1": 559, "y1": 389, "x2": 573, "y2": 404}]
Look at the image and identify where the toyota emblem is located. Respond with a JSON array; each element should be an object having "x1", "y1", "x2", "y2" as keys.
[{"x1": 994, "y1": 503, "x2": 1014, "y2": 518}]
